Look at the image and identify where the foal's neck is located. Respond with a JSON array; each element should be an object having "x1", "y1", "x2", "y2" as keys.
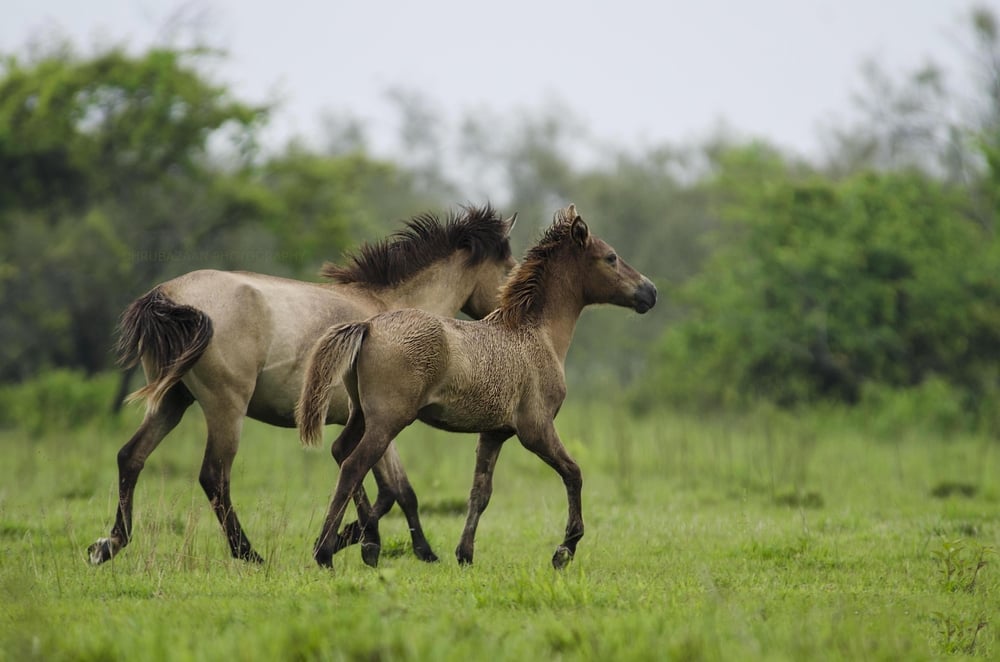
[{"x1": 534, "y1": 272, "x2": 586, "y2": 366}]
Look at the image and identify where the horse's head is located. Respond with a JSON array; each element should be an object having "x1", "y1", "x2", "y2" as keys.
[
  {"x1": 460, "y1": 212, "x2": 519, "y2": 319},
  {"x1": 559, "y1": 205, "x2": 657, "y2": 314}
]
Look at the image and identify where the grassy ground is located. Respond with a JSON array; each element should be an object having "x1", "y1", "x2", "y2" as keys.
[{"x1": 0, "y1": 399, "x2": 997, "y2": 660}]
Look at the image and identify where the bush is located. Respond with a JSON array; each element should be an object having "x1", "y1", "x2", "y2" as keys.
[{"x1": 0, "y1": 370, "x2": 120, "y2": 434}]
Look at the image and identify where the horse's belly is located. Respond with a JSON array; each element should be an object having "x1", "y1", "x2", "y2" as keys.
[
  {"x1": 247, "y1": 374, "x2": 351, "y2": 428},
  {"x1": 417, "y1": 401, "x2": 509, "y2": 434}
]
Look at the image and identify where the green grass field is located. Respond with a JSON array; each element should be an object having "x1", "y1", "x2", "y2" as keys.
[{"x1": 1, "y1": 399, "x2": 997, "y2": 661}]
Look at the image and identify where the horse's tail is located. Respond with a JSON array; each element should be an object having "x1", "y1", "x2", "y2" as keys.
[
  {"x1": 296, "y1": 322, "x2": 368, "y2": 448},
  {"x1": 117, "y1": 287, "x2": 213, "y2": 413}
]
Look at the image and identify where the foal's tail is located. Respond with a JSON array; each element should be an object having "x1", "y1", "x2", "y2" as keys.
[
  {"x1": 117, "y1": 287, "x2": 213, "y2": 413},
  {"x1": 296, "y1": 322, "x2": 368, "y2": 448}
]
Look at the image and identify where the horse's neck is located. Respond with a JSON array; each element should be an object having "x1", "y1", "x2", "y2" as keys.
[{"x1": 374, "y1": 256, "x2": 471, "y2": 315}]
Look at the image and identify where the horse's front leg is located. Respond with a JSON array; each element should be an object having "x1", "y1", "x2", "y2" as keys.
[
  {"x1": 199, "y1": 408, "x2": 263, "y2": 564},
  {"x1": 455, "y1": 431, "x2": 509, "y2": 565},
  {"x1": 517, "y1": 423, "x2": 584, "y2": 569}
]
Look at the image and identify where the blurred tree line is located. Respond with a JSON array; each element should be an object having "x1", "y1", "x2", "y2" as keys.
[{"x1": 2, "y1": 7, "x2": 999, "y2": 423}]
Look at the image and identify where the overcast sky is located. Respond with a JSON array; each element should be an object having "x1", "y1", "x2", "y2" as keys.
[{"x1": 2, "y1": 0, "x2": 990, "y2": 160}]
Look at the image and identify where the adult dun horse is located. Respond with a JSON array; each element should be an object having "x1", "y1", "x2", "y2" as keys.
[
  {"x1": 297, "y1": 205, "x2": 656, "y2": 569},
  {"x1": 88, "y1": 205, "x2": 517, "y2": 566}
]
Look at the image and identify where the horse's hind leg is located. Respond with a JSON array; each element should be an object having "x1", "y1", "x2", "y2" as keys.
[
  {"x1": 455, "y1": 431, "x2": 510, "y2": 565},
  {"x1": 335, "y1": 445, "x2": 439, "y2": 565},
  {"x1": 365, "y1": 448, "x2": 437, "y2": 562},
  {"x1": 315, "y1": 418, "x2": 409, "y2": 569},
  {"x1": 375, "y1": 447, "x2": 438, "y2": 562},
  {"x1": 89, "y1": 384, "x2": 193, "y2": 565},
  {"x1": 199, "y1": 401, "x2": 263, "y2": 563}
]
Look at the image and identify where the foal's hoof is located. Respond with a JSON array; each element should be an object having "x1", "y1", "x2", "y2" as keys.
[
  {"x1": 87, "y1": 538, "x2": 114, "y2": 565},
  {"x1": 361, "y1": 542, "x2": 381, "y2": 568},
  {"x1": 551, "y1": 545, "x2": 574, "y2": 570}
]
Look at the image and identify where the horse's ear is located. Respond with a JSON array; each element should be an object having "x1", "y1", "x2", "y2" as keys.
[
  {"x1": 503, "y1": 212, "x2": 518, "y2": 237},
  {"x1": 553, "y1": 203, "x2": 579, "y2": 226},
  {"x1": 570, "y1": 216, "x2": 590, "y2": 247}
]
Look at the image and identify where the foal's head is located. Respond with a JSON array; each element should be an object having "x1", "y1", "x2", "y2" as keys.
[
  {"x1": 490, "y1": 205, "x2": 657, "y2": 327},
  {"x1": 556, "y1": 204, "x2": 657, "y2": 314}
]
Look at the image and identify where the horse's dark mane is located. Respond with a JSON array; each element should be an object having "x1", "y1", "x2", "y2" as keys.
[
  {"x1": 489, "y1": 211, "x2": 577, "y2": 328},
  {"x1": 321, "y1": 204, "x2": 511, "y2": 287}
]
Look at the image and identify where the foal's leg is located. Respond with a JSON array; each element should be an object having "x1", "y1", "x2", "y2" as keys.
[
  {"x1": 198, "y1": 396, "x2": 263, "y2": 563},
  {"x1": 455, "y1": 431, "x2": 510, "y2": 565},
  {"x1": 517, "y1": 423, "x2": 584, "y2": 569},
  {"x1": 314, "y1": 417, "x2": 408, "y2": 569},
  {"x1": 88, "y1": 385, "x2": 193, "y2": 565},
  {"x1": 337, "y1": 447, "x2": 438, "y2": 564},
  {"x1": 328, "y1": 410, "x2": 383, "y2": 567}
]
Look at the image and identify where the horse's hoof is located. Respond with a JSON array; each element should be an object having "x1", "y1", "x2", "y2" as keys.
[
  {"x1": 334, "y1": 521, "x2": 364, "y2": 553},
  {"x1": 239, "y1": 549, "x2": 266, "y2": 564},
  {"x1": 551, "y1": 545, "x2": 574, "y2": 570},
  {"x1": 361, "y1": 542, "x2": 381, "y2": 568},
  {"x1": 455, "y1": 547, "x2": 474, "y2": 566},
  {"x1": 415, "y1": 545, "x2": 439, "y2": 563},
  {"x1": 314, "y1": 550, "x2": 334, "y2": 569},
  {"x1": 87, "y1": 538, "x2": 114, "y2": 565}
]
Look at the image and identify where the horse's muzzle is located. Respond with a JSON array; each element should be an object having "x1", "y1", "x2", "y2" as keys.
[{"x1": 633, "y1": 279, "x2": 657, "y2": 314}]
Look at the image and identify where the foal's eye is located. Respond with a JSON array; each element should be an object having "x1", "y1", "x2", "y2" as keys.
[{"x1": 604, "y1": 253, "x2": 618, "y2": 266}]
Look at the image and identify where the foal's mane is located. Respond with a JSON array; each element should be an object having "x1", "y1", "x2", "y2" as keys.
[
  {"x1": 488, "y1": 206, "x2": 579, "y2": 328},
  {"x1": 321, "y1": 204, "x2": 511, "y2": 288}
]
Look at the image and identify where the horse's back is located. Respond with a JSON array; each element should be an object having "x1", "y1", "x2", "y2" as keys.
[
  {"x1": 156, "y1": 269, "x2": 370, "y2": 423},
  {"x1": 357, "y1": 311, "x2": 534, "y2": 432}
]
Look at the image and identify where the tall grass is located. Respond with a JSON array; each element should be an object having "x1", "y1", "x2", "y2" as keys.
[{"x1": 0, "y1": 375, "x2": 997, "y2": 660}]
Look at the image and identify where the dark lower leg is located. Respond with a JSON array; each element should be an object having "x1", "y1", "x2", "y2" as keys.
[
  {"x1": 315, "y1": 427, "x2": 397, "y2": 569},
  {"x1": 551, "y1": 459, "x2": 584, "y2": 569},
  {"x1": 200, "y1": 452, "x2": 262, "y2": 563},
  {"x1": 455, "y1": 434, "x2": 506, "y2": 565},
  {"x1": 519, "y1": 429, "x2": 584, "y2": 569},
  {"x1": 89, "y1": 386, "x2": 191, "y2": 565}
]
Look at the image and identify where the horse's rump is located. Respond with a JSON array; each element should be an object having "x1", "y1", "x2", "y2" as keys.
[{"x1": 117, "y1": 287, "x2": 213, "y2": 413}]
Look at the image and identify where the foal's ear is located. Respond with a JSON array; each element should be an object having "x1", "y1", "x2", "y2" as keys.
[
  {"x1": 503, "y1": 212, "x2": 518, "y2": 237},
  {"x1": 570, "y1": 216, "x2": 590, "y2": 247}
]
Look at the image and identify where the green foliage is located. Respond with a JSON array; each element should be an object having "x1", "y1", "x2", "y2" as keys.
[
  {"x1": 931, "y1": 537, "x2": 993, "y2": 593},
  {"x1": 0, "y1": 43, "x2": 433, "y2": 381},
  {"x1": 0, "y1": 46, "x2": 265, "y2": 211},
  {"x1": 930, "y1": 537, "x2": 994, "y2": 655},
  {"x1": 648, "y1": 153, "x2": 1000, "y2": 413},
  {"x1": 0, "y1": 369, "x2": 118, "y2": 433}
]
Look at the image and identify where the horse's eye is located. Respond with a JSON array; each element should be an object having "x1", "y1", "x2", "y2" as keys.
[{"x1": 604, "y1": 253, "x2": 618, "y2": 265}]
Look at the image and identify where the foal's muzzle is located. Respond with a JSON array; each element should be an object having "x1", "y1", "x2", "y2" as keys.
[{"x1": 633, "y1": 279, "x2": 657, "y2": 314}]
